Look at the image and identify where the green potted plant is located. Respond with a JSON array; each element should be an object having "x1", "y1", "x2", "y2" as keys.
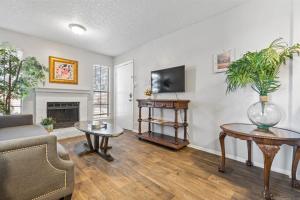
[
  {"x1": 0, "y1": 43, "x2": 46, "y2": 115},
  {"x1": 226, "y1": 38, "x2": 300, "y2": 130},
  {"x1": 41, "y1": 117, "x2": 55, "y2": 133}
]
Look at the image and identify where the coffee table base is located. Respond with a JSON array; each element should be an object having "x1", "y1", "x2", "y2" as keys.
[
  {"x1": 76, "y1": 134, "x2": 115, "y2": 162},
  {"x1": 74, "y1": 142, "x2": 94, "y2": 156},
  {"x1": 95, "y1": 150, "x2": 114, "y2": 161},
  {"x1": 292, "y1": 180, "x2": 300, "y2": 188}
]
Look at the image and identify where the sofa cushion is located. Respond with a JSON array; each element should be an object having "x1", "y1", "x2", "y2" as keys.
[
  {"x1": 0, "y1": 114, "x2": 33, "y2": 128},
  {"x1": 0, "y1": 125, "x2": 48, "y2": 141},
  {"x1": 0, "y1": 125, "x2": 70, "y2": 160}
]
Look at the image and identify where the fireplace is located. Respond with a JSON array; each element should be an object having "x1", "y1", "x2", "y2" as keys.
[{"x1": 47, "y1": 102, "x2": 79, "y2": 129}]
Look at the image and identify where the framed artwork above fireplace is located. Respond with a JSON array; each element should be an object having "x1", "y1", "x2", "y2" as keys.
[{"x1": 49, "y1": 56, "x2": 78, "y2": 84}]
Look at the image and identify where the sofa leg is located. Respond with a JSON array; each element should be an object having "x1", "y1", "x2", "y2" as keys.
[{"x1": 60, "y1": 194, "x2": 72, "y2": 200}]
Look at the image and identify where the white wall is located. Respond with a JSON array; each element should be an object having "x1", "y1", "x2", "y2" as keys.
[
  {"x1": 291, "y1": 0, "x2": 300, "y2": 130},
  {"x1": 0, "y1": 27, "x2": 113, "y2": 120},
  {"x1": 114, "y1": 0, "x2": 300, "y2": 176}
]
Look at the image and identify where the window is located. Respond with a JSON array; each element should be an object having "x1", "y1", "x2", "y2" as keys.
[
  {"x1": 0, "y1": 81, "x2": 22, "y2": 115},
  {"x1": 0, "y1": 99, "x2": 22, "y2": 115},
  {"x1": 0, "y1": 49, "x2": 23, "y2": 115},
  {"x1": 93, "y1": 66, "x2": 109, "y2": 120},
  {"x1": 10, "y1": 99, "x2": 22, "y2": 114}
]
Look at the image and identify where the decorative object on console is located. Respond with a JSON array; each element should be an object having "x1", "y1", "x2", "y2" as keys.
[
  {"x1": 0, "y1": 43, "x2": 46, "y2": 115},
  {"x1": 213, "y1": 49, "x2": 234, "y2": 73},
  {"x1": 41, "y1": 117, "x2": 55, "y2": 132},
  {"x1": 137, "y1": 99, "x2": 190, "y2": 150},
  {"x1": 49, "y1": 56, "x2": 78, "y2": 84},
  {"x1": 226, "y1": 38, "x2": 300, "y2": 130},
  {"x1": 144, "y1": 88, "x2": 152, "y2": 99}
]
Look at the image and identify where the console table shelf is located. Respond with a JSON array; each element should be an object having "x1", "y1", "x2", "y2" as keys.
[
  {"x1": 141, "y1": 118, "x2": 184, "y2": 127},
  {"x1": 137, "y1": 99, "x2": 190, "y2": 150},
  {"x1": 138, "y1": 132, "x2": 189, "y2": 150}
]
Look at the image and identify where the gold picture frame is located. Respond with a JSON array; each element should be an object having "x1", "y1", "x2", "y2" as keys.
[{"x1": 49, "y1": 56, "x2": 78, "y2": 84}]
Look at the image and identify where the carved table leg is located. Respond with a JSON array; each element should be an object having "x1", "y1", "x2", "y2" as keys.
[
  {"x1": 257, "y1": 144, "x2": 280, "y2": 200},
  {"x1": 174, "y1": 109, "x2": 178, "y2": 144},
  {"x1": 148, "y1": 107, "x2": 152, "y2": 136},
  {"x1": 292, "y1": 146, "x2": 300, "y2": 188},
  {"x1": 246, "y1": 140, "x2": 253, "y2": 167},
  {"x1": 183, "y1": 109, "x2": 188, "y2": 141},
  {"x1": 138, "y1": 106, "x2": 142, "y2": 135},
  {"x1": 218, "y1": 132, "x2": 226, "y2": 173}
]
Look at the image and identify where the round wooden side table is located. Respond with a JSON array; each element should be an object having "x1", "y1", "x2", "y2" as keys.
[{"x1": 218, "y1": 123, "x2": 300, "y2": 200}]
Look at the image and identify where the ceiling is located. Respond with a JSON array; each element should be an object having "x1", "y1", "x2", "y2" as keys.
[{"x1": 0, "y1": 0, "x2": 248, "y2": 56}]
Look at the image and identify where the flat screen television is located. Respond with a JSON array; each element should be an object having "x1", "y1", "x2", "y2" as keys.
[{"x1": 151, "y1": 65, "x2": 185, "y2": 93}]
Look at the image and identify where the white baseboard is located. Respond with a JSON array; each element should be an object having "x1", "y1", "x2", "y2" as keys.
[
  {"x1": 188, "y1": 144, "x2": 291, "y2": 177},
  {"x1": 130, "y1": 129, "x2": 291, "y2": 177}
]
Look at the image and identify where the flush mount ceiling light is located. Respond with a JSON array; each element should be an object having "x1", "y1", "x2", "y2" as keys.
[{"x1": 68, "y1": 23, "x2": 87, "y2": 35}]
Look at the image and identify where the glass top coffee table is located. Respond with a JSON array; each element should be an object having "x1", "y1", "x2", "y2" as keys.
[{"x1": 74, "y1": 120, "x2": 124, "y2": 161}]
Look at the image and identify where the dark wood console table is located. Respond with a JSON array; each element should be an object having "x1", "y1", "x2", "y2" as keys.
[
  {"x1": 218, "y1": 123, "x2": 300, "y2": 200},
  {"x1": 137, "y1": 99, "x2": 190, "y2": 150}
]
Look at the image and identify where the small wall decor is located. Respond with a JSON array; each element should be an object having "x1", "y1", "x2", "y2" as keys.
[
  {"x1": 49, "y1": 56, "x2": 78, "y2": 84},
  {"x1": 213, "y1": 49, "x2": 234, "y2": 73}
]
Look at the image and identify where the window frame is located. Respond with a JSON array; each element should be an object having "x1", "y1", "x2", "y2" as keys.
[
  {"x1": 10, "y1": 98, "x2": 22, "y2": 115},
  {"x1": 93, "y1": 65, "x2": 110, "y2": 120}
]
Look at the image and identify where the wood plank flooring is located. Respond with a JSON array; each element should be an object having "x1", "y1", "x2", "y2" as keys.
[{"x1": 60, "y1": 131, "x2": 300, "y2": 200}]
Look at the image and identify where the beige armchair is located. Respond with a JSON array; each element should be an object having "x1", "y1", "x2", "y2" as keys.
[{"x1": 0, "y1": 115, "x2": 74, "y2": 200}]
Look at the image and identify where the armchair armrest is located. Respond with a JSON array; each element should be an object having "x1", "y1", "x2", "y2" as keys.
[
  {"x1": 0, "y1": 135, "x2": 74, "y2": 200},
  {"x1": 0, "y1": 114, "x2": 33, "y2": 128}
]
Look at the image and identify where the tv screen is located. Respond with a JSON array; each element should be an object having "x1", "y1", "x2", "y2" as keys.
[{"x1": 151, "y1": 65, "x2": 185, "y2": 93}]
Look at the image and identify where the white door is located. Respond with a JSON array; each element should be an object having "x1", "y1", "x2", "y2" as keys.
[{"x1": 114, "y1": 60, "x2": 134, "y2": 130}]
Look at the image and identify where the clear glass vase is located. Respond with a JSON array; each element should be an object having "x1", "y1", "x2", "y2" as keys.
[{"x1": 247, "y1": 96, "x2": 281, "y2": 130}]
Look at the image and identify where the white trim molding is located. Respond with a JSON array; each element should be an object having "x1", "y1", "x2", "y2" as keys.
[
  {"x1": 188, "y1": 144, "x2": 291, "y2": 177},
  {"x1": 35, "y1": 88, "x2": 91, "y2": 95}
]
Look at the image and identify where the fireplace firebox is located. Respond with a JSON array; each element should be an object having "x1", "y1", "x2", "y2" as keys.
[{"x1": 47, "y1": 102, "x2": 79, "y2": 129}]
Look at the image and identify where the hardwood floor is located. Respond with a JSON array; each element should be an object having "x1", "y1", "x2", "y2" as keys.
[{"x1": 60, "y1": 131, "x2": 300, "y2": 200}]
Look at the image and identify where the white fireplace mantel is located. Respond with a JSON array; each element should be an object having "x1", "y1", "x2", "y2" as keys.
[
  {"x1": 34, "y1": 88, "x2": 91, "y2": 95},
  {"x1": 31, "y1": 88, "x2": 92, "y2": 124}
]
